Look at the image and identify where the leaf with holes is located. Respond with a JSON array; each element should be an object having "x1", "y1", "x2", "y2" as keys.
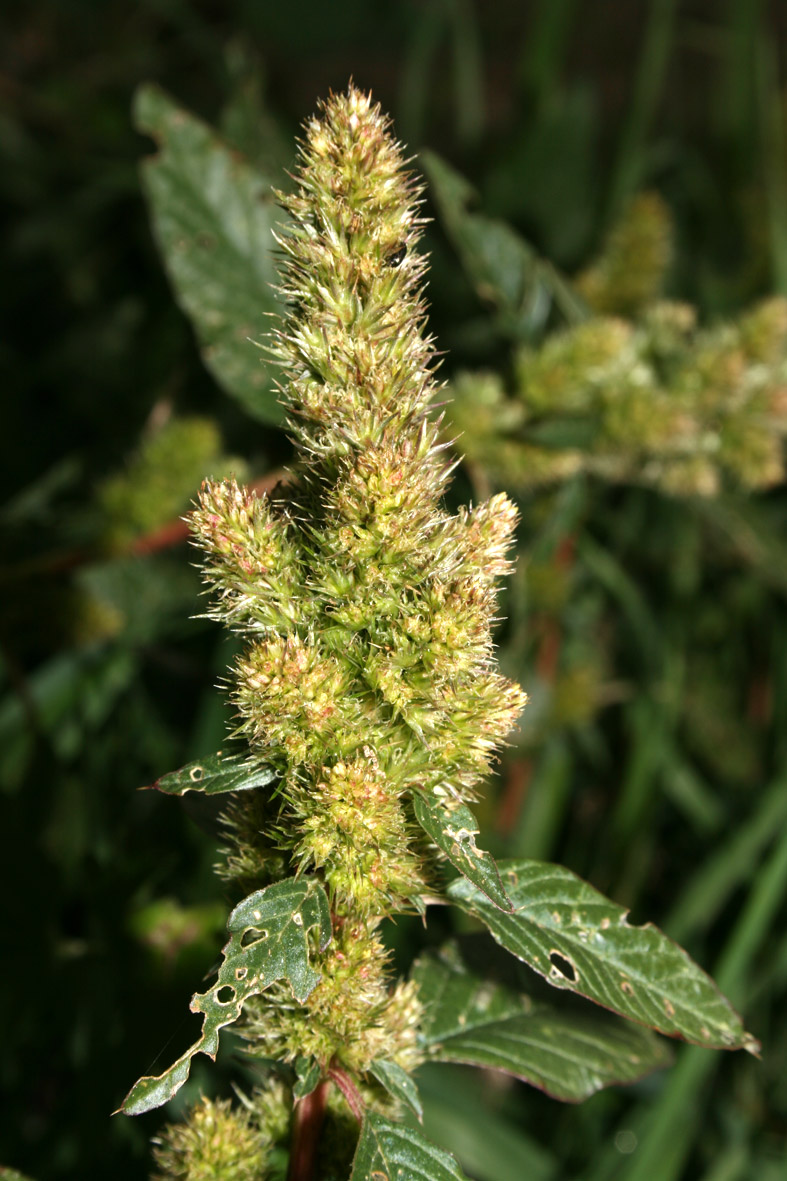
[
  {"x1": 148, "y1": 751, "x2": 278, "y2": 796},
  {"x1": 133, "y1": 84, "x2": 285, "y2": 424},
  {"x1": 350, "y1": 1112, "x2": 471, "y2": 1181},
  {"x1": 413, "y1": 792, "x2": 512, "y2": 911},
  {"x1": 413, "y1": 947, "x2": 672, "y2": 1102},
  {"x1": 369, "y1": 1059, "x2": 422, "y2": 1120},
  {"x1": 447, "y1": 860, "x2": 759, "y2": 1053},
  {"x1": 119, "y1": 877, "x2": 331, "y2": 1115}
]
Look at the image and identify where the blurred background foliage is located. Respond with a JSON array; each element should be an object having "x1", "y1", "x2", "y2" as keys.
[{"x1": 2, "y1": 0, "x2": 787, "y2": 1177}]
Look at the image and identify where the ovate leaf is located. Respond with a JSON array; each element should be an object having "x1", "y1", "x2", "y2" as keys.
[
  {"x1": 413, "y1": 792, "x2": 512, "y2": 911},
  {"x1": 350, "y1": 1112, "x2": 471, "y2": 1181},
  {"x1": 413, "y1": 948, "x2": 672, "y2": 1102},
  {"x1": 148, "y1": 751, "x2": 278, "y2": 796},
  {"x1": 120, "y1": 877, "x2": 331, "y2": 1115},
  {"x1": 133, "y1": 84, "x2": 284, "y2": 424},
  {"x1": 448, "y1": 861, "x2": 759, "y2": 1053},
  {"x1": 369, "y1": 1059, "x2": 423, "y2": 1120}
]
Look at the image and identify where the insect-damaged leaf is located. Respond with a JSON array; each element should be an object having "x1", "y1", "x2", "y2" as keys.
[
  {"x1": 413, "y1": 947, "x2": 672, "y2": 1103},
  {"x1": 369, "y1": 1059, "x2": 423, "y2": 1120},
  {"x1": 413, "y1": 792, "x2": 513, "y2": 911},
  {"x1": 148, "y1": 751, "x2": 278, "y2": 796},
  {"x1": 133, "y1": 84, "x2": 285, "y2": 424},
  {"x1": 350, "y1": 1112, "x2": 471, "y2": 1181},
  {"x1": 447, "y1": 860, "x2": 759, "y2": 1053},
  {"x1": 120, "y1": 877, "x2": 331, "y2": 1115}
]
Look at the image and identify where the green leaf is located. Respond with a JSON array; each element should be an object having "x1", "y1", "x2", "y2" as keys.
[
  {"x1": 420, "y1": 149, "x2": 588, "y2": 333},
  {"x1": 413, "y1": 947, "x2": 672, "y2": 1102},
  {"x1": 133, "y1": 84, "x2": 284, "y2": 424},
  {"x1": 148, "y1": 751, "x2": 278, "y2": 796},
  {"x1": 75, "y1": 555, "x2": 199, "y2": 645},
  {"x1": 293, "y1": 1055, "x2": 322, "y2": 1100},
  {"x1": 350, "y1": 1112, "x2": 471, "y2": 1181},
  {"x1": 0, "y1": 648, "x2": 136, "y2": 794},
  {"x1": 416, "y1": 1063, "x2": 557, "y2": 1181},
  {"x1": 120, "y1": 877, "x2": 331, "y2": 1115},
  {"x1": 413, "y1": 792, "x2": 512, "y2": 911},
  {"x1": 369, "y1": 1059, "x2": 423, "y2": 1121},
  {"x1": 447, "y1": 861, "x2": 759, "y2": 1053}
]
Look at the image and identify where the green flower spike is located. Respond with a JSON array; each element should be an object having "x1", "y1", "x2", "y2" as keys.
[{"x1": 189, "y1": 84, "x2": 526, "y2": 1076}]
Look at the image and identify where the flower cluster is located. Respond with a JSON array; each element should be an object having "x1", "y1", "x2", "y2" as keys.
[
  {"x1": 448, "y1": 192, "x2": 787, "y2": 498},
  {"x1": 188, "y1": 86, "x2": 526, "y2": 1078}
]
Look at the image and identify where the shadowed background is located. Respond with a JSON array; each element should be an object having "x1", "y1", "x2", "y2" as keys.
[{"x1": 2, "y1": 2, "x2": 786, "y2": 1178}]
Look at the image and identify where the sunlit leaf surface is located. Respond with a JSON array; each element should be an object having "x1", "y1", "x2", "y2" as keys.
[
  {"x1": 448, "y1": 860, "x2": 759, "y2": 1052},
  {"x1": 369, "y1": 1059, "x2": 423, "y2": 1120},
  {"x1": 413, "y1": 792, "x2": 512, "y2": 911},
  {"x1": 148, "y1": 751, "x2": 278, "y2": 796}
]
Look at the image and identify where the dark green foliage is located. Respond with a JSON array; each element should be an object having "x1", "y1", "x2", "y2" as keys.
[
  {"x1": 118, "y1": 82, "x2": 755, "y2": 1176},
  {"x1": 3, "y1": 3, "x2": 787, "y2": 1179},
  {"x1": 412, "y1": 945, "x2": 673, "y2": 1103},
  {"x1": 133, "y1": 86, "x2": 284, "y2": 425}
]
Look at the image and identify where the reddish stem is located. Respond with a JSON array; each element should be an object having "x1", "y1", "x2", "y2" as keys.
[
  {"x1": 327, "y1": 1064, "x2": 365, "y2": 1123},
  {"x1": 496, "y1": 757, "x2": 533, "y2": 836},
  {"x1": 287, "y1": 1080, "x2": 330, "y2": 1181}
]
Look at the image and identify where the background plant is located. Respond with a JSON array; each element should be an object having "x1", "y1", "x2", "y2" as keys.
[{"x1": 2, "y1": 3, "x2": 787, "y2": 1178}]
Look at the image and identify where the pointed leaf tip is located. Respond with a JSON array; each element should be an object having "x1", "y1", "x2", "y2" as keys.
[
  {"x1": 148, "y1": 751, "x2": 278, "y2": 796},
  {"x1": 414, "y1": 791, "x2": 513, "y2": 911},
  {"x1": 369, "y1": 1060, "x2": 423, "y2": 1120},
  {"x1": 448, "y1": 860, "x2": 758, "y2": 1053},
  {"x1": 120, "y1": 877, "x2": 331, "y2": 1115}
]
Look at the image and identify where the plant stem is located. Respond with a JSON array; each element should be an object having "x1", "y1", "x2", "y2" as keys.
[
  {"x1": 327, "y1": 1063, "x2": 365, "y2": 1124},
  {"x1": 287, "y1": 1080, "x2": 329, "y2": 1181}
]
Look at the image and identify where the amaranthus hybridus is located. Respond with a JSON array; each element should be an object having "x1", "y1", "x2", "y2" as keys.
[
  {"x1": 188, "y1": 86, "x2": 526, "y2": 1079},
  {"x1": 128, "y1": 85, "x2": 759, "y2": 1180}
]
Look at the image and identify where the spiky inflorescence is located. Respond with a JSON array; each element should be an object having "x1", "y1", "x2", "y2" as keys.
[
  {"x1": 575, "y1": 191, "x2": 672, "y2": 317},
  {"x1": 447, "y1": 189, "x2": 787, "y2": 498},
  {"x1": 151, "y1": 1087, "x2": 289, "y2": 1181},
  {"x1": 189, "y1": 86, "x2": 526, "y2": 1076},
  {"x1": 449, "y1": 296, "x2": 787, "y2": 497}
]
